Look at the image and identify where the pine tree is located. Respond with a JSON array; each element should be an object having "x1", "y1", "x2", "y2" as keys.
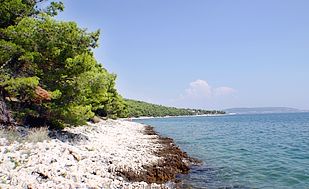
[{"x1": 0, "y1": 0, "x2": 127, "y2": 128}]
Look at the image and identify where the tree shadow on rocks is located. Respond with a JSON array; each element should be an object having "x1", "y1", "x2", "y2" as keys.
[{"x1": 48, "y1": 130, "x2": 89, "y2": 144}]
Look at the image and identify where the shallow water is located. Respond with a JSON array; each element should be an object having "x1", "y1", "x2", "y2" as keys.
[{"x1": 136, "y1": 113, "x2": 309, "y2": 189}]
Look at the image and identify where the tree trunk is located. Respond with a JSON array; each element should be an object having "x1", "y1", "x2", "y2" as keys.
[{"x1": 0, "y1": 95, "x2": 14, "y2": 126}]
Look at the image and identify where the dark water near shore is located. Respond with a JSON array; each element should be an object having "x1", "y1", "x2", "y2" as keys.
[{"x1": 136, "y1": 113, "x2": 309, "y2": 189}]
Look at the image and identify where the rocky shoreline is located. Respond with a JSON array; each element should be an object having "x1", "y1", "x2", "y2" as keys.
[
  {"x1": 0, "y1": 120, "x2": 199, "y2": 188},
  {"x1": 119, "y1": 126, "x2": 200, "y2": 185}
]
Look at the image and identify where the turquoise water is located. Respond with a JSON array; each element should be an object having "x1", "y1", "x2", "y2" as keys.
[{"x1": 136, "y1": 113, "x2": 309, "y2": 189}]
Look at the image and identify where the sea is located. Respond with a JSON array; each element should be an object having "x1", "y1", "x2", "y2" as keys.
[{"x1": 135, "y1": 112, "x2": 309, "y2": 189}]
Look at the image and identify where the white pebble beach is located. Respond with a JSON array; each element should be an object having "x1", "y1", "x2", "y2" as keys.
[{"x1": 0, "y1": 120, "x2": 172, "y2": 189}]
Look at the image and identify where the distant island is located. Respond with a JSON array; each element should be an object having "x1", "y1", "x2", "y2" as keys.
[
  {"x1": 224, "y1": 107, "x2": 306, "y2": 114},
  {"x1": 125, "y1": 99, "x2": 225, "y2": 118}
]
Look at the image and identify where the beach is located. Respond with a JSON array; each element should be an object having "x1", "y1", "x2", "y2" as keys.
[{"x1": 0, "y1": 120, "x2": 197, "y2": 189}]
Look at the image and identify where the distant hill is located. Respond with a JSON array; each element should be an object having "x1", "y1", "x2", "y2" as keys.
[
  {"x1": 125, "y1": 99, "x2": 225, "y2": 117},
  {"x1": 224, "y1": 107, "x2": 305, "y2": 114}
]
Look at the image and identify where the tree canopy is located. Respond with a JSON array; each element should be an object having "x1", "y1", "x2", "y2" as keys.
[{"x1": 0, "y1": 0, "x2": 127, "y2": 128}]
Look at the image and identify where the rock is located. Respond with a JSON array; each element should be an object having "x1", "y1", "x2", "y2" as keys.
[
  {"x1": 68, "y1": 148, "x2": 81, "y2": 161},
  {"x1": 0, "y1": 120, "x2": 193, "y2": 188},
  {"x1": 90, "y1": 116, "x2": 101, "y2": 123}
]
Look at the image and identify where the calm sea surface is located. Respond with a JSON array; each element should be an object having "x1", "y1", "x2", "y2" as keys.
[{"x1": 136, "y1": 113, "x2": 309, "y2": 189}]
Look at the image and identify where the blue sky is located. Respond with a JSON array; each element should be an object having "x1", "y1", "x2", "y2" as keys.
[{"x1": 57, "y1": 0, "x2": 309, "y2": 110}]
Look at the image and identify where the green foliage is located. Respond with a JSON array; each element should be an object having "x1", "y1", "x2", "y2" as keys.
[
  {"x1": 61, "y1": 104, "x2": 95, "y2": 126},
  {"x1": 0, "y1": 0, "x2": 35, "y2": 28},
  {"x1": 0, "y1": 0, "x2": 127, "y2": 128},
  {"x1": 3, "y1": 76, "x2": 39, "y2": 101},
  {"x1": 125, "y1": 99, "x2": 225, "y2": 118},
  {"x1": 0, "y1": 0, "x2": 64, "y2": 28}
]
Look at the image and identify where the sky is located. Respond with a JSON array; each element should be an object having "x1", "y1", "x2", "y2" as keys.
[{"x1": 56, "y1": 0, "x2": 309, "y2": 110}]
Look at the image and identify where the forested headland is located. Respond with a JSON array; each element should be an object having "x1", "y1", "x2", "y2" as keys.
[
  {"x1": 125, "y1": 99, "x2": 225, "y2": 118},
  {"x1": 0, "y1": 0, "x2": 224, "y2": 129}
]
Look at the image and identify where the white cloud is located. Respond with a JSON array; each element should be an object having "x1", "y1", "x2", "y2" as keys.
[
  {"x1": 182, "y1": 79, "x2": 236, "y2": 99},
  {"x1": 185, "y1": 79, "x2": 212, "y2": 98},
  {"x1": 214, "y1": 86, "x2": 237, "y2": 96},
  {"x1": 171, "y1": 79, "x2": 237, "y2": 109}
]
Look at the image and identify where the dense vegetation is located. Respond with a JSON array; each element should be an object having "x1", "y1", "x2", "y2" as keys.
[
  {"x1": 0, "y1": 0, "x2": 224, "y2": 129},
  {"x1": 0, "y1": 0, "x2": 127, "y2": 128},
  {"x1": 125, "y1": 99, "x2": 225, "y2": 118}
]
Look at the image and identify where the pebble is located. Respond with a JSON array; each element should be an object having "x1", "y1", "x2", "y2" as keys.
[{"x1": 0, "y1": 120, "x2": 170, "y2": 188}]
